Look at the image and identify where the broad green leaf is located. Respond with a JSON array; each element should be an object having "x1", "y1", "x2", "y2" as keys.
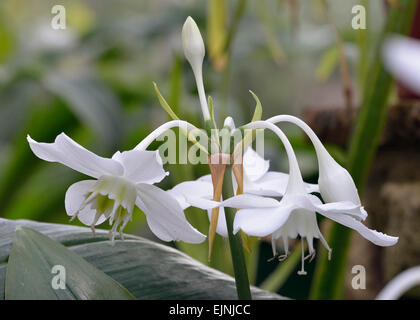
[
  {"x1": 5, "y1": 226, "x2": 135, "y2": 300},
  {"x1": 0, "y1": 218, "x2": 287, "y2": 300}
]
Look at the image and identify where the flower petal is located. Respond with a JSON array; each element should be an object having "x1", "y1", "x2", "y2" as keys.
[
  {"x1": 28, "y1": 133, "x2": 123, "y2": 178},
  {"x1": 239, "y1": 170, "x2": 319, "y2": 197},
  {"x1": 221, "y1": 194, "x2": 281, "y2": 209},
  {"x1": 316, "y1": 208, "x2": 398, "y2": 247},
  {"x1": 112, "y1": 149, "x2": 168, "y2": 184},
  {"x1": 64, "y1": 179, "x2": 106, "y2": 226},
  {"x1": 136, "y1": 183, "x2": 206, "y2": 243},
  {"x1": 197, "y1": 174, "x2": 212, "y2": 183},
  {"x1": 243, "y1": 147, "x2": 269, "y2": 181},
  {"x1": 284, "y1": 193, "x2": 368, "y2": 221},
  {"x1": 167, "y1": 179, "x2": 214, "y2": 210},
  {"x1": 233, "y1": 204, "x2": 296, "y2": 237},
  {"x1": 313, "y1": 200, "x2": 368, "y2": 221},
  {"x1": 207, "y1": 206, "x2": 228, "y2": 237}
]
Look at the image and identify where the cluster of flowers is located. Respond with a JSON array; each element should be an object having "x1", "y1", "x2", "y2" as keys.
[{"x1": 27, "y1": 17, "x2": 397, "y2": 274}]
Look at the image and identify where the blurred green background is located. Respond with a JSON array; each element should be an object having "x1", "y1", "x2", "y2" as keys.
[{"x1": 0, "y1": 0, "x2": 404, "y2": 299}]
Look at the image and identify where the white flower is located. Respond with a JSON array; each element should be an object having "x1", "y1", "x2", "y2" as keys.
[
  {"x1": 236, "y1": 147, "x2": 319, "y2": 197},
  {"x1": 167, "y1": 147, "x2": 319, "y2": 238},
  {"x1": 27, "y1": 133, "x2": 206, "y2": 244},
  {"x1": 225, "y1": 120, "x2": 398, "y2": 274},
  {"x1": 267, "y1": 115, "x2": 364, "y2": 208},
  {"x1": 382, "y1": 35, "x2": 420, "y2": 95}
]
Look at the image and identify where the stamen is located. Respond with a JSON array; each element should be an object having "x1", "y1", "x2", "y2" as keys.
[
  {"x1": 297, "y1": 238, "x2": 307, "y2": 275},
  {"x1": 90, "y1": 225, "x2": 96, "y2": 237},
  {"x1": 271, "y1": 236, "x2": 277, "y2": 257},
  {"x1": 318, "y1": 229, "x2": 333, "y2": 260},
  {"x1": 278, "y1": 252, "x2": 290, "y2": 262},
  {"x1": 304, "y1": 250, "x2": 316, "y2": 263},
  {"x1": 282, "y1": 235, "x2": 289, "y2": 257}
]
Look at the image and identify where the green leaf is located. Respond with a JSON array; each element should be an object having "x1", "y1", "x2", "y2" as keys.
[
  {"x1": 233, "y1": 91, "x2": 263, "y2": 155},
  {"x1": 153, "y1": 81, "x2": 180, "y2": 120},
  {"x1": 249, "y1": 90, "x2": 263, "y2": 122},
  {"x1": 5, "y1": 226, "x2": 135, "y2": 300},
  {"x1": 0, "y1": 219, "x2": 287, "y2": 300}
]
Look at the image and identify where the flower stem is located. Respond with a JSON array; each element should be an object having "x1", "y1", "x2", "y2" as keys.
[{"x1": 222, "y1": 164, "x2": 252, "y2": 300}]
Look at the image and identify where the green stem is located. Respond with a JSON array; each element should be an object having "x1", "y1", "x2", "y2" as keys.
[{"x1": 222, "y1": 164, "x2": 252, "y2": 300}]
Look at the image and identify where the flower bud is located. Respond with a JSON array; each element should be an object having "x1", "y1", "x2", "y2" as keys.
[
  {"x1": 181, "y1": 17, "x2": 210, "y2": 120},
  {"x1": 182, "y1": 16, "x2": 205, "y2": 73},
  {"x1": 223, "y1": 116, "x2": 235, "y2": 130}
]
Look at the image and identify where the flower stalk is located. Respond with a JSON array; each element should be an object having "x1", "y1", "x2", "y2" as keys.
[{"x1": 221, "y1": 159, "x2": 252, "y2": 300}]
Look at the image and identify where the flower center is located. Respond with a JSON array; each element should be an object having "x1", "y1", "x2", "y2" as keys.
[{"x1": 79, "y1": 175, "x2": 137, "y2": 241}]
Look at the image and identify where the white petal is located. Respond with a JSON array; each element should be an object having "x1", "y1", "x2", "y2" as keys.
[
  {"x1": 221, "y1": 194, "x2": 281, "y2": 209},
  {"x1": 318, "y1": 155, "x2": 361, "y2": 205},
  {"x1": 27, "y1": 133, "x2": 123, "y2": 178},
  {"x1": 186, "y1": 196, "x2": 219, "y2": 210},
  {"x1": 241, "y1": 170, "x2": 319, "y2": 197},
  {"x1": 317, "y1": 209, "x2": 398, "y2": 246},
  {"x1": 313, "y1": 199, "x2": 368, "y2": 221},
  {"x1": 167, "y1": 179, "x2": 214, "y2": 210},
  {"x1": 207, "y1": 206, "x2": 228, "y2": 238},
  {"x1": 243, "y1": 147, "x2": 269, "y2": 181},
  {"x1": 64, "y1": 180, "x2": 106, "y2": 226},
  {"x1": 383, "y1": 35, "x2": 420, "y2": 95},
  {"x1": 136, "y1": 183, "x2": 206, "y2": 243},
  {"x1": 286, "y1": 193, "x2": 368, "y2": 221},
  {"x1": 112, "y1": 149, "x2": 168, "y2": 184},
  {"x1": 197, "y1": 174, "x2": 212, "y2": 183},
  {"x1": 233, "y1": 204, "x2": 296, "y2": 237}
]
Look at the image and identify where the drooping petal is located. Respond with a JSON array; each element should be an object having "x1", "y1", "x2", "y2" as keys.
[
  {"x1": 316, "y1": 208, "x2": 398, "y2": 246},
  {"x1": 64, "y1": 180, "x2": 106, "y2": 226},
  {"x1": 136, "y1": 183, "x2": 206, "y2": 243},
  {"x1": 221, "y1": 194, "x2": 281, "y2": 209},
  {"x1": 243, "y1": 147, "x2": 269, "y2": 182},
  {"x1": 28, "y1": 133, "x2": 124, "y2": 178},
  {"x1": 112, "y1": 149, "x2": 168, "y2": 184}
]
